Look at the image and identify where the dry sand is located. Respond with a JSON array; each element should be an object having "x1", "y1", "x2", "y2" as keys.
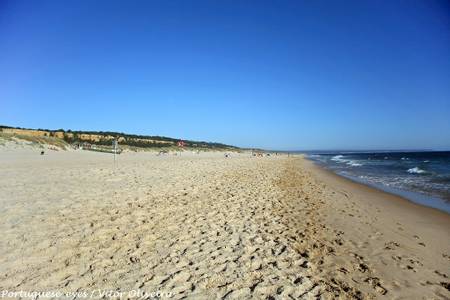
[{"x1": 0, "y1": 148, "x2": 449, "y2": 299}]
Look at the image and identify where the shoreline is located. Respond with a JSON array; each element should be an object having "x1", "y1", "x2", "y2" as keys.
[
  {"x1": 303, "y1": 156, "x2": 450, "y2": 222},
  {"x1": 298, "y1": 156, "x2": 450, "y2": 298},
  {"x1": 305, "y1": 155, "x2": 450, "y2": 215}
]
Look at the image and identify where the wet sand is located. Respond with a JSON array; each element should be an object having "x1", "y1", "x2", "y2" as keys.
[{"x1": 0, "y1": 149, "x2": 449, "y2": 299}]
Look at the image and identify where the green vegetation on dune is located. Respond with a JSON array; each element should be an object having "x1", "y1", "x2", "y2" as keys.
[
  {"x1": 0, "y1": 125, "x2": 238, "y2": 150},
  {"x1": 0, "y1": 132, "x2": 69, "y2": 149}
]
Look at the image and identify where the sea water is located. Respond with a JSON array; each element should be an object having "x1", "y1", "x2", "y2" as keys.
[{"x1": 307, "y1": 151, "x2": 450, "y2": 214}]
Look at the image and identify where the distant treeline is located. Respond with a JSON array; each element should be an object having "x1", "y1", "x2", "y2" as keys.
[{"x1": 0, "y1": 125, "x2": 238, "y2": 149}]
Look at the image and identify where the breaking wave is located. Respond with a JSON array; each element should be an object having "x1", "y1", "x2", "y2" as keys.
[{"x1": 407, "y1": 167, "x2": 426, "y2": 174}]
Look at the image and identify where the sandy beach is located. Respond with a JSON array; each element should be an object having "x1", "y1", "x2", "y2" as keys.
[{"x1": 0, "y1": 148, "x2": 449, "y2": 299}]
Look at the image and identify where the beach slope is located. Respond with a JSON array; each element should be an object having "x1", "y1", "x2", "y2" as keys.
[{"x1": 0, "y1": 150, "x2": 448, "y2": 299}]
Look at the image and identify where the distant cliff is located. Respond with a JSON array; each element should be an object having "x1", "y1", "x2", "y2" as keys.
[{"x1": 0, "y1": 125, "x2": 239, "y2": 150}]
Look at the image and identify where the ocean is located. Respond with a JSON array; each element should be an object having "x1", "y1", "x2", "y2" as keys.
[{"x1": 307, "y1": 151, "x2": 450, "y2": 214}]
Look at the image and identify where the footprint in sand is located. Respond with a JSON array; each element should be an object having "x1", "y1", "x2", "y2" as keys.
[
  {"x1": 435, "y1": 270, "x2": 448, "y2": 279},
  {"x1": 357, "y1": 263, "x2": 369, "y2": 273},
  {"x1": 364, "y1": 277, "x2": 388, "y2": 295},
  {"x1": 384, "y1": 241, "x2": 400, "y2": 250},
  {"x1": 440, "y1": 282, "x2": 450, "y2": 292}
]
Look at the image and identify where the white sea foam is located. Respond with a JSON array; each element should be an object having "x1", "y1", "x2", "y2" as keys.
[
  {"x1": 331, "y1": 155, "x2": 362, "y2": 166},
  {"x1": 331, "y1": 155, "x2": 346, "y2": 163},
  {"x1": 331, "y1": 155, "x2": 350, "y2": 163},
  {"x1": 407, "y1": 167, "x2": 426, "y2": 174}
]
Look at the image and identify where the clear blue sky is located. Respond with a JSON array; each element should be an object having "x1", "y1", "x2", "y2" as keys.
[{"x1": 1, "y1": 0, "x2": 449, "y2": 150}]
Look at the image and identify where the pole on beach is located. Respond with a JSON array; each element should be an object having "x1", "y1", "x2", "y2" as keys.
[{"x1": 113, "y1": 139, "x2": 118, "y2": 169}]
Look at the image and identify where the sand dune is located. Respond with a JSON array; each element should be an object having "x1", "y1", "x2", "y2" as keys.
[{"x1": 0, "y1": 149, "x2": 448, "y2": 299}]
